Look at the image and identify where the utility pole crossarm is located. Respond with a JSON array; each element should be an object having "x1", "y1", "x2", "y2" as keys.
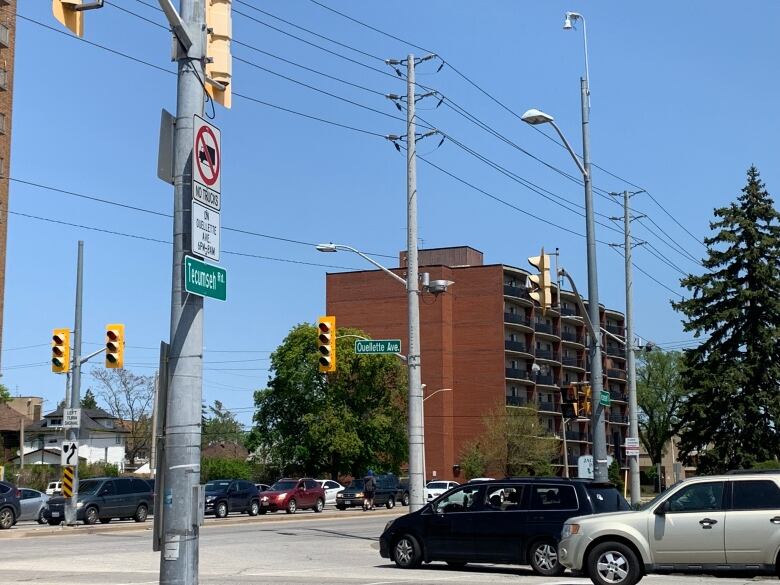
[{"x1": 157, "y1": 0, "x2": 193, "y2": 51}]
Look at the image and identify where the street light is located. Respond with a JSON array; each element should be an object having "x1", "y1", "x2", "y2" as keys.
[{"x1": 520, "y1": 9, "x2": 608, "y2": 483}]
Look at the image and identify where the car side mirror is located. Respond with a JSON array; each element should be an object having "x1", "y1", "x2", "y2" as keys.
[{"x1": 654, "y1": 500, "x2": 670, "y2": 516}]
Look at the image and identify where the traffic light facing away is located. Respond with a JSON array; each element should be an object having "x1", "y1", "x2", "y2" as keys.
[
  {"x1": 317, "y1": 316, "x2": 336, "y2": 373},
  {"x1": 51, "y1": 328, "x2": 71, "y2": 373},
  {"x1": 579, "y1": 384, "x2": 593, "y2": 417},
  {"x1": 205, "y1": 0, "x2": 232, "y2": 108},
  {"x1": 52, "y1": 0, "x2": 84, "y2": 37},
  {"x1": 105, "y1": 324, "x2": 125, "y2": 369},
  {"x1": 527, "y1": 247, "x2": 552, "y2": 315},
  {"x1": 561, "y1": 384, "x2": 578, "y2": 419}
]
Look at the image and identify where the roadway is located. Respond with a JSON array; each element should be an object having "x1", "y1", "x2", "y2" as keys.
[{"x1": 1, "y1": 508, "x2": 775, "y2": 584}]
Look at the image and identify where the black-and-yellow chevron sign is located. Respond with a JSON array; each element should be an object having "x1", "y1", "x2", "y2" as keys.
[{"x1": 62, "y1": 466, "x2": 74, "y2": 498}]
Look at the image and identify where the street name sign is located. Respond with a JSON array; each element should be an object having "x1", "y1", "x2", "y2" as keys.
[
  {"x1": 191, "y1": 201, "x2": 220, "y2": 261},
  {"x1": 184, "y1": 255, "x2": 227, "y2": 301},
  {"x1": 192, "y1": 115, "x2": 221, "y2": 211},
  {"x1": 354, "y1": 339, "x2": 402, "y2": 354},
  {"x1": 600, "y1": 390, "x2": 611, "y2": 407},
  {"x1": 61, "y1": 441, "x2": 79, "y2": 466},
  {"x1": 63, "y1": 408, "x2": 80, "y2": 429}
]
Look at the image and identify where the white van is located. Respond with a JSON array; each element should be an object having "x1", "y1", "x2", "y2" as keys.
[{"x1": 45, "y1": 481, "x2": 62, "y2": 496}]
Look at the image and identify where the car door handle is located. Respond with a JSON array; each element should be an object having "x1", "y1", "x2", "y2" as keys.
[
  {"x1": 771, "y1": 516, "x2": 780, "y2": 524},
  {"x1": 699, "y1": 518, "x2": 718, "y2": 528}
]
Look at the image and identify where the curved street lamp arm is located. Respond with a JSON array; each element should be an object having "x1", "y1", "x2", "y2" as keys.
[
  {"x1": 549, "y1": 120, "x2": 587, "y2": 178},
  {"x1": 335, "y1": 244, "x2": 407, "y2": 287}
]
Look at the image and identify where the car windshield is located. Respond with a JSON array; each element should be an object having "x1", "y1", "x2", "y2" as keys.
[
  {"x1": 270, "y1": 480, "x2": 298, "y2": 491},
  {"x1": 205, "y1": 481, "x2": 231, "y2": 493},
  {"x1": 427, "y1": 482, "x2": 449, "y2": 489},
  {"x1": 349, "y1": 480, "x2": 364, "y2": 489},
  {"x1": 587, "y1": 486, "x2": 630, "y2": 513},
  {"x1": 78, "y1": 480, "x2": 102, "y2": 495}
]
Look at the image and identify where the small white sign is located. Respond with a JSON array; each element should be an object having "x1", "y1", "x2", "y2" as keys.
[
  {"x1": 192, "y1": 115, "x2": 221, "y2": 211},
  {"x1": 625, "y1": 437, "x2": 640, "y2": 456},
  {"x1": 191, "y1": 201, "x2": 220, "y2": 261},
  {"x1": 61, "y1": 441, "x2": 79, "y2": 466},
  {"x1": 63, "y1": 408, "x2": 81, "y2": 429}
]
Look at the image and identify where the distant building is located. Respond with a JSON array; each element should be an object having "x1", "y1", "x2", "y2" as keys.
[
  {"x1": 6, "y1": 396, "x2": 42, "y2": 421},
  {"x1": 0, "y1": 403, "x2": 27, "y2": 462}
]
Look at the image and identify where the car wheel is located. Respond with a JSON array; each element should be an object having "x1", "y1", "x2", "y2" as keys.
[
  {"x1": 0, "y1": 507, "x2": 14, "y2": 529},
  {"x1": 84, "y1": 506, "x2": 99, "y2": 525},
  {"x1": 386, "y1": 496, "x2": 395, "y2": 509},
  {"x1": 37, "y1": 509, "x2": 47, "y2": 525},
  {"x1": 314, "y1": 498, "x2": 324, "y2": 513},
  {"x1": 587, "y1": 541, "x2": 642, "y2": 585},
  {"x1": 393, "y1": 534, "x2": 423, "y2": 569},
  {"x1": 402, "y1": 492, "x2": 410, "y2": 506},
  {"x1": 529, "y1": 540, "x2": 565, "y2": 576},
  {"x1": 99, "y1": 518, "x2": 111, "y2": 524},
  {"x1": 47, "y1": 519, "x2": 61, "y2": 526},
  {"x1": 446, "y1": 561, "x2": 467, "y2": 569},
  {"x1": 215, "y1": 501, "x2": 228, "y2": 519},
  {"x1": 248, "y1": 500, "x2": 259, "y2": 516},
  {"x1": 286, "y1": 498, "x2": 297, "y2": 514},
  {"x1": 134, "y1": 504, "x2": 148, "y2": 523}
]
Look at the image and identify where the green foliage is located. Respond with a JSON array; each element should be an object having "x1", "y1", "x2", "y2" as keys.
[
  {"x1": 752, "y1": 460, "x2": 780, "y2": 471},
  {"x1": 249, "y1": 323, "x2": 408, "y2": 478},
  {"x1": 201, "y1": 457, "x2": 252, "y2": 483},
  {"x1": 608, "y1": 460, "x2": 625, "y2": 492},
  {"x1": 0, "y1": 383, "x2": 10, "y2": 404},
  {"x1": 672, "y1": 167, "x2": 780, "y2": 473},
  {"x1": 636, "y1": 350, "x2": 686, "y2": 465},
  {"x1": 202, "y1": 400, "x2": 245, "y2": 448},
  {"x1": 78, "y1": 461, "x2": 119, "y2": 479},
  {"x1": 8, "y1": 465, "x2": 59, "y2": 491},
  {"x1": 459, "y1": 441, "x2": 487, "y2": 480},
  {"x1": 81, "y1": 389, "x2": 98, "y2": 409}
]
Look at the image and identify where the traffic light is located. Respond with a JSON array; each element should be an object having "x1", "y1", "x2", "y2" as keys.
[
  {"x1": 51, "y1": 328, "x2": 71, "y2": 373},
  {"x1": 205, "y1": 0, "x2": 232, "y2": 108},
  {"x1": 317, "y1": 316, "x2": 336, "y2": 373},
  {"x1": 561, "y1": 384, "x2": 578, "y2": 419},
  {"x1": 527, "y1": 247, "x2": 552, "y2": 315},
  {"x1": 105, "y1": 324, "x2": 125, "y2": 369},
  {"x1": 52, "y1": 0, "x2": 84, "y2": 37},
  {"x1": 579, "y1": 384, "x2": 593, "y2": 417}
]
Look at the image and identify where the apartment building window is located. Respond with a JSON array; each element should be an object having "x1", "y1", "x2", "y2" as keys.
[
  {"x1": 0, "y1": 24, "x2": 8, "y2": 48},
  {"x1": 0, "y1": 112, "x2": 6, "y2": 135},
  {"x1": 0, "y1": 69, "x2": 7, "y2": 91},
  {"x1": 509, "y1": 333, "x2": 517, "y2": 342},
  {"x1": 510, "y1": 360, "x2": 517, "y2": 369}
]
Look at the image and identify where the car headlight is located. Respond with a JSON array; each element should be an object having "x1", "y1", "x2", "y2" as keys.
[
  {"x1": 205, "y1": 496, "x2": 216, "y2": 502},
  {"x1": 561, "y1": 523, "x2": 580, "y2": 539},
  {"x1": 336, "y1": 493, "x2": 343, "y2": 499},
  {"x1": 76, "y1": 502, "x2": 84, "y2": 509},
  {"x1": 356, "y1": 492, "x2": 364, "y2": 498},
  {"x1": 276, "y1": 494, "x2": 287, "y2": 501}
]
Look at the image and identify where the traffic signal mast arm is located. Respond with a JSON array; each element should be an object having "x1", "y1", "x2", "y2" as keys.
[{"x1": 557, "y1": 267, "x2": 600, "y2": 348}]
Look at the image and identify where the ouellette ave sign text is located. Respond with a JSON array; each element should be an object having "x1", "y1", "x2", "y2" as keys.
[{"x1": 354, "y1": 339, "x2": 402, "y2": 354}]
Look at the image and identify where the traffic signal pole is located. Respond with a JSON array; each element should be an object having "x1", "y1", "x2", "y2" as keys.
[{"x1": 159, "y1": 0, "x2": 204, "y2": 583}]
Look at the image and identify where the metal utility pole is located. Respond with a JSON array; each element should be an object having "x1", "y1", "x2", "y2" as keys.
[
  {"x1": 65, "y1": 240, "x2": 84, "y2": 526},
  {"x1": 622, "y1": 190, "x2": 641, "y2": 506},
  {"x1": 405, "y1": 53, "x2": 425, "y2": 512},
  {"x1": 158, "y1": 0, "x2": 205, "y2": 582}
]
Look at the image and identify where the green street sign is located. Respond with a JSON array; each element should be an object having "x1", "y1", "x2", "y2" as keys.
[
  {"x1": 600, "y1": 390, "x2": 611, "y2": 407},
  {"x1": 354, "y1": 339, "x2": 402, "y2": 355},
  {"x1": 184, "y1": 255, "x2": 226, "y2": 301}
]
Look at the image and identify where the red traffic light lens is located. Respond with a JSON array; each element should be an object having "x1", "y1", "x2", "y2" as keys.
[{"x1": 318, "y1": 322, "x2": 331, "y2": 333}]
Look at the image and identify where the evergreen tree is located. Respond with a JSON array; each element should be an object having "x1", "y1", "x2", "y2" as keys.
[
  {"x1": 81, "y1": 389, "x2": 98, "y2": 409},
  {"x1": 672, "y1": 166, "x2": 780, "y2": 472}
]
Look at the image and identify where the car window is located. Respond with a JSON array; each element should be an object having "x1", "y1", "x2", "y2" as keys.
[
  {"x1": 100, "y1": 481, "x2": 115, "y2": 496},
  {"x1": 434, "y1": 484, "x2": 484, "y2": 513},
  {"x1": 115, "y1": 479, "x2": 133, "y2": 495},
  {"x1": 270, "y1": 480, "x2": 297, "y2": 491},
  {"x1": 529, "y1": 485, "x2": 578, "y2": 510},
  {"x1": 78, "y1": 480, "x2": 102, "y2": 495},
  {"x1": 427, "y1": 481, "x2": 449, "y2": 489},
  {"x1": 587, "y1": 486, "x2": 630, "y2": 513},
  {"x1": 205, "y1": 481, "x2": 231, "y2": 493},
  {"x1": 326, "y1": 481, "x2": 339, "y2": 489},
  {"x1": 667, "y1": 481, "x2": 724, "y2": 513},
  {"x1": 21, "y1": 489, "x2": 37, "y2": 500},
  {"x1": 485, "y1": 485, "x2": 523, "y2": 511},
  {"x1": 305, "y1": 479, "x2": 318, "y2": 490},
  {"x1": 732, "y1": 480, "x2": 780, "y2": 510},
  {"x1": 130, "y1": 479, "x2": 150, "y2": 493},
  {"x1": 0, "y1": 484, "x2": 10, "y2": 494}
]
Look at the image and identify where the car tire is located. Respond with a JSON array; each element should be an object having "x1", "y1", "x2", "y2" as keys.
[
  {"x1": 386, "y1": 496, "x2": 395, "y2": 509},
  {"x1": 134, "y1": 504, "x2": 148, "y2": 523},
  {"x1": 446, "y1": 561, "x2": 467, "y2": 569},
  {"x1": 402, "y1": 492, "x2": 410, "y2": 506},
  {"x1": 314, "y1": 498, "x2": 324, "y2": 513},
  {"x1": 47, "y1": 519, "x2": 61, "y2": 526},
  {"x1": 286, "y1": 498, "x2": 297, "y2": 514},
  {"x1": 529, "y1": 540, "x2": 565, "y2": 576},
  {"x1": 587, "y1": 541, "x2": 642, "y2": 585},
  {"x1": 0, "y1": 507, "x2": 14, "y2": 530},
  {"x1": 37, "y1": 509, "x2": 47, "y2": 525},
  {"x1": 393, "y1": 534, "x2": 423, "y2": 569},
  {"x1": 214, "y1": 501, "x2": 228, "y2": 519},
  {"x1": 99, "y1": 518, "x2": 111, "y2": 524},
  {"x1": 84, "y1": 506, "x2": 99, "y2": 525},
  {"x1": 248, "y1": 500, "x2": 259, "y2": 516}
]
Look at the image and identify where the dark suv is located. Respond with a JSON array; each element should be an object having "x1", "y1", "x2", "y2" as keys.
[
  {"x1": 0, "y1": 480, "x2": 21, "y2": 529},
  {"x1": 380, "y1": 477, "x2": 629, "y2": 576},
  {"x1": 44, "y1": 477, "x2": 153, "y2": 525},
  {"x1": 336, "y1": 475, "x2": 400, "y2": 510},
  {"x1": 204, "y1": 479, "x2": 259, "y2": 518}
]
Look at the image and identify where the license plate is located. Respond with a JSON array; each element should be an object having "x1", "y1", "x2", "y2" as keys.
[
  {"x1": 344, "y1": 500, "x2": 351, "y2": 505},
  {"x1": 51, "y1": 512, "x2": 60, "y2": 517}
]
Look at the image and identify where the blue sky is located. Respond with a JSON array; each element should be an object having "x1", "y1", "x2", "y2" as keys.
[{"x1": 4, "y1": 1, "x2": 778, "y2": 425}]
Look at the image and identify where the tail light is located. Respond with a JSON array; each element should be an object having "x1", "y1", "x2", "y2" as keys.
[{"x1": 15, "y1": 489, "x2": 21, "y2": 499}]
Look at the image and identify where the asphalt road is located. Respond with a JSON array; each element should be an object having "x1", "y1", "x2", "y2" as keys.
[{"x1": 1, "y1": 510, "x2": 776, "y2": 584}]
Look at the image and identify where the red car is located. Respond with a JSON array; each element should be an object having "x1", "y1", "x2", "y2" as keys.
[{"x1": 259, "y1": 478, "x2": 325, "y2": 514}]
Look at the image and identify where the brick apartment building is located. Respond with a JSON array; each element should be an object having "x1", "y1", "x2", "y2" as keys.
[{"x1": 325, "y1": 246, "x2": 629, "y2": 481}]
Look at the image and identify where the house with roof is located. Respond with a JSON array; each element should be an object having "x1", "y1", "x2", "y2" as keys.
[{"x1": 22, "y1": 408, "x2": 128, "y2": 470}]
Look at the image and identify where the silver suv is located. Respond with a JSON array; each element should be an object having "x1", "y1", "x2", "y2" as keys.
[{"x1": 558, "y1": 471, "x2": 780, "y2": 585}]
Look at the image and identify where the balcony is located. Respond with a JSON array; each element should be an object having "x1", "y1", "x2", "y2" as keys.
[
  {"x1": 609, "y1": 414, "x2": 629, "y2": 424},
  {"x1": 534, "y1": 322, "x2": 558, "y2": 336},
  {"x1": 504, "y1": 313, "x2": 531, "y2": 328},
  {"x1": 565, "y1": 431, "x2": 589, "y2": 442},
  {"x1": 535, "y1": 348, "x2": 559, "y2": 361},
  {"x1": 561, "y1": 307, "x2": 578, "y2": 317},
  {"x1": 504, "y1": 340, "x2": 528, "y2": 354},
  {"x1": 607, "y1": 369, "x2": 627, "y2": 380},
  {"x1": 606, "y1": 324, "x2": 625, "y2": 336},
  {"x1": 504, "y1": 285, "x2": 531, "y2": 301},
  {"x1": 506, "y1": 395, "x2": 529, "y2": 407},
  {"x1": 610, "y1": 390, "x2": 628, "y2": 402},
  {"x1": 505, "y1": 368, "x2": 531, "y2": 381},
  {"x1": 562, "y1": 331, "x2": 584, "y2": 344},
  {"x1": 606, "y1": 346, "x2": 626, "y2": 359},
  {"x1": 535, "y1": 374, "x2": 558, "y2": 387},
  {"x1": 562, "y1": 356, "x2": 584, "y2": 368},
  {"x1": 537, "y1": 399, "x2": 559, "y2": 413}
]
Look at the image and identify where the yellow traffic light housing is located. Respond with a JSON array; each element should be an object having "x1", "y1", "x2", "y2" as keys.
[
  {"x1": 205, "y1": 0, "x2": 232, "y2": 108},
  {"x1": 527, "y1": 247, "x2": 552, "y2": 315},
  {"x1": 52, "y1": 0, "x2": 84, "y2": 37},
  {"x1": 105, "y1": 324, "x2": 125, "y2": 369},
  {"x1": 51, "y1": 328, "x2": 71, "y2": 373},
  {"x1": 580, "y1": 384, "x2": 593, "y2": 417},
  {"x1": 317, "y1": 316, "x2": 336, "y2": 373}
]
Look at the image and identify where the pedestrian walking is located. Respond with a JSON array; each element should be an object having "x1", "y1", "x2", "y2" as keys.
[{"x1": 363, "y1": 471, "x2": 376, "y2": 511}]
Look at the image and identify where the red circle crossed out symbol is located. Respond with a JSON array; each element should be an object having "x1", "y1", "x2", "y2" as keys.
[{"x1": 195, "y1": 125, "x2": 220, "y2": 187}]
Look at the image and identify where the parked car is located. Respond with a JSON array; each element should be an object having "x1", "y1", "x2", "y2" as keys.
[
  {"x1": 317, "y1": 479, "x2": 345, "y2": 505},
  {"x1": 336, "y1": 475, "x2": 400, "y2": 510},
  {"x1": 0, "y1": 480, "x2": 21, "y2": 529},
  {"x1": 45, "y1": 481, "x2": 62, "y2": 496},
  {"x1": 255, "y1": 483, "x2": 271, "y2": 493},
  {"x1": 382, "y1": 474, "x2": 410, "y2": 506},
  {"x1": 424, "y1": 480, "x2": 459, "y2": 501},
  {"x1": 380, "y1": 477, "x2": 629, "y2": 577},
  {"x1": 558, "y1": 471, "x2": 780, "y2": 585},
  {"x1": 43, "y1": 477, "x2": 153, "y2": 525},
  {"x1": 259, "y1": 478, "x2": 325, "y2": 514},
  {"x1": 204, "y1": 480, "x2": 259, "y2": 518},
  {"x1": 18, "y1": 488, "x2": 49, "y2": 523}
]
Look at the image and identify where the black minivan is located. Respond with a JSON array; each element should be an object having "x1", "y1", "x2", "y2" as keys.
[
  {"x1": 380, "y1": 477, "x2": 629, "y2": 576},
  {"x1": 44, "y1": 477, "x2": 153, "y2": 525}
]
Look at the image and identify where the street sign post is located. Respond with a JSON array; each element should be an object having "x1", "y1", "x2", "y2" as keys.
[
  {"x1": 600, "y1": 390, "x2": 611, "y2": 407},
  {"x1": 63, "y1": 408, "x2": 80, "y2": 429},
  {"x1": 184, "y1": 255, "x2": 227, "y2": 301},
  {"x1": 354, "y1": 339, "x2": 402, "y2": 354},
  {"x1": 191, "y1": 201, "x2": 220, "y2": 261}
]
